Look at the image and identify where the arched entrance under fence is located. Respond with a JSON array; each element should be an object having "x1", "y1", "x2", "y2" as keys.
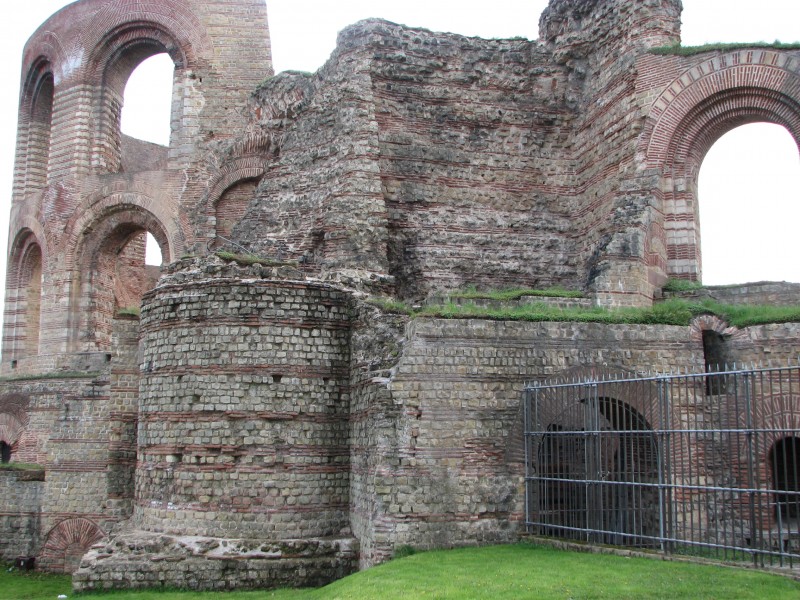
[
  {"x1": 770, "y1": 437, "x2": 800, "y2": 521},
  {"x1": 538, "y1": 396, "x2": 660, "y2": 547}
]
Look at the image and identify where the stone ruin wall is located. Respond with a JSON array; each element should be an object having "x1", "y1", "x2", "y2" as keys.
[
  {"x1": 349, "y1": 308, "x2": 800, "y2": 565},
  {"x1": 233, "y1": 0, "x2": 686, "y2": 303},
  {"x1": 0, "y1": 316, "x2": 139, "y2": 572},
  {"x1": 2, "y1": 0, "x2": 800, "y2": 592},
  {"x1": 67, "y1": 260, "x2": 800, "y2": 589}
]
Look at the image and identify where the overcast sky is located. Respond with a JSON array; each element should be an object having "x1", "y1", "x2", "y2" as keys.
[{"x1": 0, "y1": 0, "x2": 798, "y2": 306}]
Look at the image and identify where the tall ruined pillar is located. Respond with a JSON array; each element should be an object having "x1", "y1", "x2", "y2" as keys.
[{"x1": 540, "y1": 0, "x2": 683, "y2": 306}]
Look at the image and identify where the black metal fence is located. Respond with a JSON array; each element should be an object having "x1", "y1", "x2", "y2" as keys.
[{"x1": 523, "y1": 365, "x2": 800, "y2": 567}]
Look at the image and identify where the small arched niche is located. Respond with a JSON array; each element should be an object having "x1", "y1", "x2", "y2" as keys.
[{"x1": 214, "y1": 178, "x2": 260, "y2": 247}]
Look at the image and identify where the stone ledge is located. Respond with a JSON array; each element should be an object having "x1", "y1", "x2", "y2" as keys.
[{"x1": 73, "y1": 531, "x2": 359, "y2": 592}]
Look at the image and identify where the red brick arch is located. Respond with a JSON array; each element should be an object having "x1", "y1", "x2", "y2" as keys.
[
  {"x1": 193, "y1": 133, "x2": 277, "y2": 248},
  {"x1": 640, "y1": 50, "x2": 800, "y2": 282},
  {"x1": 70, "y1": 203, "x2": 173, "y2": 352},
  {"x1": 0, "y1": 394, "x2": 32, "y2": 462},
  {"x1": 17, "y1": 26, "x2": 65, "y2": 194},
  {"x1": 82, "y1": 0, "x2": 212, "y2": 74},
  {"x1": 40, "y1": 518, "x2": 105, "y2": 574},
  {"x1": 4, "y1": 230, "x2": 45, "y2": 360},
  {"x1": 79, "y1": 1, "x2": 213, "y2": 173},
  {"x1": 534, "y1": 367, "x2": 666, "y2": 433},
  {"x1": 0, "y1": 413, "x2": 24, "y2": 449}
]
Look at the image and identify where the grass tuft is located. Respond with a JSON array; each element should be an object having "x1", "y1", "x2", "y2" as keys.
[
  {"x1": 393, "y1": 545, "x2": 418, "y2": 559},
  {"x1": 0, "y1": 371, "x2": 102, "y2": 383},
  {"x1": 405, "y1": 298, "x2": 800, "y2": 328},
  {"x1": 662, "y1": 278, "x2": 704, "y2": 293},
  {"x1": 448, "y1": 286, "x2": 584, "y2": 301},
  {"x1": 650, "y1": 41, "x2": 800, "y2": 56},
  {"x1": 0, "y1": 462, "x2": 44, "y2": 471}
]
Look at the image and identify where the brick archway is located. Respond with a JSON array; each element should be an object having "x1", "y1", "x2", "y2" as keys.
[
  {"x1": 40, "y1": 518, "x2": 105, "y2": 574},
  {"x1": 79, "y1": 1, "x2": 213, "y2": 174},
  {"x1": 71, "y1": 205, "x2": 172, "y2": 352},
  {"x1": 0, "y1": 393, "x2": 32, "y2": 463},
  {"x1": 640, "y1": 50, "x2": 800, "y2": 283}
]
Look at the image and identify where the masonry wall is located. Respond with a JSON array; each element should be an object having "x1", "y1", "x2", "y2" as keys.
[
  {"x1": 0, "y1": 316, "x2": 140, "y2": 571},
  {"x1": 134, "y1": 260, "x2": 353, "y2": 541},
  {"x1": 239, "y1": 21, "x2": 579, "y2": 300},
  {"x1": 0, "y1": 469, "x2": 44, "y2": 559},
  {"x1": 665, "y1": 282, "x2": 800, "y2": 308},
  {"x1": 350, "y1": 311, "x2": 800, "y2": 566}
]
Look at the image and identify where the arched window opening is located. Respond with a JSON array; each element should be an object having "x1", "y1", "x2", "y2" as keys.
[
  {"x1": 121, "y1": 53, "x2": 173, "y2": 147},
  {"x1": 145, "y1": 232, "x2": 163, "y2": 266},
  {"x1": 0, "y1": 441, "x2": 11, "y2": 464},
  {"x1": 80, "y1": 222, "x2": 167, "y2": 351},
  {"x1": 698, "y1": 123, "x2": 800, "y2": 285},
  {"x1": 96, "y1": 45, "x2": 176, "y2": 174},
  {"x1": 25, "y1": 71, "x2": 54, "y2": 191},
  {"x1": 770, "y1": 437, "x2": 800, "y2": 522},
  {"x1": 702, "y1": 330, "x2": 728, "y2": 396},
  {"x1": 111, "y1": 229, "x2": 164, "y2": 314}
]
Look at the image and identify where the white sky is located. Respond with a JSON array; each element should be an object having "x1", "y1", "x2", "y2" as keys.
[{"x1": 0, "y1": 0, "x2": 799, "y2": 298}]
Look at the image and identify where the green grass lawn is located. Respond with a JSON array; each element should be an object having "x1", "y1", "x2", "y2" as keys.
[{"x1": 3, "y1": 544, "x2": 799, "y2": 600}]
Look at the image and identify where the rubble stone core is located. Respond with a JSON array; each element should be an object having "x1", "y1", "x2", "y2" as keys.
[{"x1": 2, "y1": 0, "x2": 800, "y2": 591}]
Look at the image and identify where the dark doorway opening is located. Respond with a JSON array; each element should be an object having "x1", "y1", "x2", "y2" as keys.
[
  {"x1": 770, "y1": 437, "x2": 800, "y2": 520},
  {"x1": 1, "y1": 441, "x2": 11, "y2": 463}
]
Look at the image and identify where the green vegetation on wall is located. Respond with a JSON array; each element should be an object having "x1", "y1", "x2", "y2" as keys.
[
  {"x1": 650, "y1": 41, "x2": 800, "y2": 56},
  {"x1": 368, "y1": 296, "x2": 800, "y2": 328}
]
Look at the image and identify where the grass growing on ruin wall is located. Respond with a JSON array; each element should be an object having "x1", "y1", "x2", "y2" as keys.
[
  {"x1": 661, "y1": 278, "x2": 704, "y2": 293},
  {"x1": 650, "y1": 41, "x2": 800, "y2": 56},
  {"x1": 448, "y1": 286, "x2": 585, "y2": 301},
  {"x1": 368, "y1": 296, "x2": 800, "y2": 328},
  {"x1": 3, "y1": 544, "x2": 799, "y2": 599}
]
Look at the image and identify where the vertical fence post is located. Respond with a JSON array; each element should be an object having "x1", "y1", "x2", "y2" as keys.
[
  {"x1": 743, "y1": 370, "x2": 759, "y2": 566},
  {"x1": 523, "y1": 385, "x2": 532, "y2": 533},
  {"x1": 657, "y1": 376, "x2": 670, "y2": 554},
  {"x1": 584, "y1": 381, "x2": 601, "y2": 543}
]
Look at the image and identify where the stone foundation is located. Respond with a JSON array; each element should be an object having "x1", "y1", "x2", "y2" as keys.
[{"x1": 73, "y1": 532, "x2": 358, "y2": 591}]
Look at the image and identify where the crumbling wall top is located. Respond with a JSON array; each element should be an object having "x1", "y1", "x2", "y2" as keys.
[{"x1": 540, "y1": 0, "x2": 682, "y2": 61}]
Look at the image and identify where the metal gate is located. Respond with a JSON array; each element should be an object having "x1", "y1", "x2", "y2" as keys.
[{"x1": 523, "y1": 366, "x2": 800, "y2": 567}]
